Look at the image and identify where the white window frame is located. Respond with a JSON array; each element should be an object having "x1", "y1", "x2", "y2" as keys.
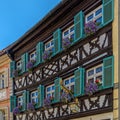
[
  {"x1": 86, "y1": 64, "x2": 103, "y2": 83},
  {"x1": 0, "y1": 73, "x2": 5, "y2": 89},
  {"x1": 16, "y1": 60, "x2": 22, "y2": 70},
  {"x1": 31, "y1": 90, "x2": 38, "y2": 103},
  {"x1": 45, "y1": 39, "x2": 54, "y2": 51},
  {"x1": 29, "y1": 51, "x2": 36, "y2": 61},
  {"x1": 62, "y1": 25, "x2": 74, "y2": 40},
  {"x1": 63, "y1": 76, "x2": 75, "y2": 92},
  {"x1": 85, "y1": 5, "x2": 102, "y2": 23},
  {"x1": 18, "y1": 96, "x2": 23, "y2": 106},
  {"x1": 46, "y1": 84, "x2": 55, "y2": 98}
]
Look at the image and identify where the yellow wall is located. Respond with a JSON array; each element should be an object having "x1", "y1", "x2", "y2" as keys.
[{"x1": 112, "y1": 0, "x2": 119, "y2": 119}]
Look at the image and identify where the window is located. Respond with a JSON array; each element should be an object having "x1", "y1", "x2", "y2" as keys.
[
  {"x1": 31, "y1": 91, "x2": 38, "y2": 103},
  {"x1": 62, "y1": 25, "x2": 74, "y2": 40},
  {"x1": 16, "y1": 60, "x2": 22, "y2": 70},
  {"x1": 45, "y1": 39, "x2": 54, "y2": 51},
  {"x1": 64, "y1": 76, "x2": 75, "y2": 93},
  {"x1": 18, "y1": 96, "x2": 23, "y2": 106},
  {"x1": 86, "y1": 64, "x2": 102, "y2": 83},
  {"x1": 46, "y1": 84, "x2": 55, "y2": 98},
  {"x1": 0, "y1": 73, "x2": 5, "y2": 89},
  {"x1": 29, "y1": 51, "x2": 36, "y2": 61},
  {"x1": 85, "y1": 5, "x2": 102, "y2": 24}
]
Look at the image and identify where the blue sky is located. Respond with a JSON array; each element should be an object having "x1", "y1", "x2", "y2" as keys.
[{"x1": 0, "y1": 0, "x2": 61, "y2": 50}]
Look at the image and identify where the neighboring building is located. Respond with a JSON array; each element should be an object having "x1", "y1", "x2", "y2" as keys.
[
  {"x1": 8, "y1": 0, "x2": 120, "y2": 120},
  {"x1": 0, "y1": 50, "x2": 13, "y2": 120}
]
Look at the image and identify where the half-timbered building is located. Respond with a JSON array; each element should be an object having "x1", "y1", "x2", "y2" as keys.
[{"x1": 8, "y1": 0, "x2": 117, "y2": 119}]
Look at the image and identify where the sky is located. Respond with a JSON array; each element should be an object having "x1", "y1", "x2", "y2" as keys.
[{"x1": 0, "y1": 0, "x2": 61, "y2": 50}]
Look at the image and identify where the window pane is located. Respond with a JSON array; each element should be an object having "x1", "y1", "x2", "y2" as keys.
[
  {"x1": 64, "y1": 30, "x2": 69, "y2": 36},
  {"x1": 52, "y1": 86, "x2": 55, "y2": 90},
  {"x1": 51, "y1": 40, "x2": 54, "y2": 45},
  {"x1": 87, "y1": 14, "x2": 93, "y2": 21},
  {"x1": 70, "y1": 27, "x2": 74, "y2": 32},
  {"x1": 70, "y1": 77, "x2": 75, "y2": 83},
  {"x1": 47, "y1": 87, "x2": 51, "y2": 92},
  {"x1": 65, "y1": 80, "x2": 69, "y2": 85},
  {"x1": 96, "y1": 16, "x2": 102, "y2": 24},
  {"x1": 88, "y1": 78, "x2": 94, "y2": 83},
  {"x1": 96, "y1": 76, "x2": 102, "y2": 81},
  {"x1": 88, "y1": 70, "x2": 94, "y2": 76},
  {"x1": 47, "y1": 93, "x2": 51, "y2": 97},
  {"x1": 95, "y1": 8, "x2": 102, "y2": 16},
  {"x1": 96, "y1": 66, "x2": 102, "y2": 73}
]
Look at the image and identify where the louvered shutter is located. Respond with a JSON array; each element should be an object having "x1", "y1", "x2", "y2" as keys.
[
  {"x1": 37, "y1": 85, "x2": 44, "y2": 108},
  {"x1": 36, "y1": 42, "x2": 44, "y2": 65},
  {"x1": 22, "y1": 90, "x2": 27, "y2": 111},
  {"x1": 103, "y1": 56, "x2": 114, "y2": 88},
  {"x1": 54, "y1": 78, "x2": 61, "y2": 103},
  {"x1": 103, "y1": 0, "x2": 114, "y2": 26},
  {"x1": 4, "y1": 68, "x2": 9, "y2": 87},
  {"x1": 74, "y1": 11, "x2": 84, "y2": 42},
  {"x1": 10, "y1": 61, "x2": 15, "y2": 78},
  {"x1": 25, "y1": 53, "x2": 29, "y2": 71},
  {"x1": 74, "y1": 68, "x2": 85, "y2": 97},
  {"x1": 53, "y1": 29, "x2": 62, "y2": 55},
  {"x1": 10, "y1": 95, "x2": 16, "y2": 112},
  {"x1": 27, "y1": 91, "x2": 30, "y2": 104}
]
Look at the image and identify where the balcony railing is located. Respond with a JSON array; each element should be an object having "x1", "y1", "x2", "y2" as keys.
[
  {"x1": 15, "y1": 88, "x2": 113, "y2": 120},
  {"x1": 14, "y1": 25, "x2": 112, "y2": 92}
]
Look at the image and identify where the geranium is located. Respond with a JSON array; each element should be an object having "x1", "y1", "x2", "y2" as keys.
[
  {"x1": 42, "y1": 49, "x2": 53, "y2": 61},
  {"x1": 62, "y1": 37, "x2": 72, "y2": 49},
  {"x1": 60, "y1": 91, "x2": 72, "y2": 103},
  {"x1": 27, "y1": 103, "x2": 35, "y2": 111},
  {"x1": 85, "y1": 82, "x2": 98, "y2": 96},
  {"x1": 85, "y1": 21, "x2": 98, "y2": 36},
  {"x1": 44, "y1": 96, "x2": 54, "y2": 107},
  {"x1": 95, "y1": 79, "x2": 102, "y2": 86},
  {"x1": 13, "y1": 107, "x2": 20, "y2": 115}
]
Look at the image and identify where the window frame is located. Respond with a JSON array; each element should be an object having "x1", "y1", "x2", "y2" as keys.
[
  {"x1": 46, "y1": 84, "x2": 55, "y2": 98},
  {"x1": 29, "y1": 50, "x2": 36, "y2": 61},
  {"x1": 63, "y1": 75, "x2": 75, "y2": 92},
  {"x1": 86, "y1": 64, "x2": 103, "y2": 83},
  {"x1": 85, "y1": 5, "x2": 102, "y2": 23},
  {"x1": 31, "y1": 90, "x2": 38, "y2": 104},
  {"x1": 0, "y1": 73, "x2": 5, "y2": 89},
  {"x1": 17, "y1": 96, "x2": 23, "y2": 106},
  {"x1": 44, "y1": 39, "x2": 54, "y2": 51},
  {"x1": 16, "y1": 59, "x2": 22, "y2": 70}
]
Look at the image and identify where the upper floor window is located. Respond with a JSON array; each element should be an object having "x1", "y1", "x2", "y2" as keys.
[
  {"x1": 31, "y1": 91, "x2": 38, "y2": 103},
  {"x1": 0, "y1": 74, "x2": 5, "y2": 89},
  {"x1": 64, "y1": 76, "x2": 75, "y2": 93},
  {"x1": 85, "y1": 5, "x2": 102, "y2": 24},
  {"x1": 18, "y1": 96, "x2": 23, "y2": 106},
  {"x1": 16, "y1": 60, "x2": 22, "y2": 70},
  {"x1": 45, "y1": 39, "x2": 54, "y2": 52},
  {"x1": 29, "y1": 51, "x2": 36, "y2": 61},
  {"x1": 62, "y1": 25, "x2": 74, "y2": 40},
  {"x1": 86, "y1": 64, "x2": 102, "y2": 83},
  {"x1": 46, "y1": 84, "x2": 55, "y2": 98}
]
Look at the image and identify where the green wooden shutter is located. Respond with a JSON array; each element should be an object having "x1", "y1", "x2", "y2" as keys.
[
  {"x1": 10, "y1": 61, "x2": 15, "y2": 78},
  {"x1": 103, "y1": 0, "x2": 114, "y2": 26},
  {"x1": 10, "y1": 95, "x2": 16, "y2": 112},
  {"x1": 53, "y1": 29, "x2": 62, "y2": 55},
  {"x1": 103, "y1": 56, "x2": 114, "y2": 88},
  {"x1": 22, "y1": 90, "x2": 27, "y2": 111},
  {"x1": 25, "y1": 53, "x2": 29, "y2": 71},
  {"x1": 54, "y1": 78, "x2": 61, "y2": 103},
  {"x1": 27, "y1": 91, "x2": 30, "y2": 104},
  {"x1": 21, "y1": 53, "x2": 28, "y2": 73},
  {"x1": 74, "y1": 68, "x2": 85, "y2": 97},
  {"x1": 74, "y1": 11, "x2": 84, "y2": 42},
  {"x1": 36, "y1": 42, "x2": 44, "y2": 65},
  {"x1": 37, "y1": 85, "x2": 44, "y2": 108}
]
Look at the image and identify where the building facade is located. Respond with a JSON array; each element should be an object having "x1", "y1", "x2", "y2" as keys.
[
  {"x1": 0, "y1": 50, "x2": 12, "y2": 120},
  {"x1": 9, "y1": 0, "x2": 119, "y2": 119}
]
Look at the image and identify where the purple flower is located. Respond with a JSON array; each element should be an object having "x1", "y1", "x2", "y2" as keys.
[
  {"x1": 26, "y1": 61, "x2": 34, "y2": 70},
  {"x1": 44, "y1": 96, "x2": 53, "y2": 107},
  {"x1": 62, "y1": 37, "x2": 72, "y2": 49},
  {"x1": 42, "y1": 49, "x2": 53, "y2": 61},
  {"x1": 27, "y1": 103, "x2": 35, "y2": 111},
  {"x1": 60, "y1": 91, "x2": 72, "y2": 103},
  {"x1": 13, "y1": 107, "x2": 20, "y2": 115},
  {"x1": 85, "y1": 21, "x2": 98, "y2": 36},
  {"x1": 85, "y1": 82, "x2": 98, "y2": 95}
]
